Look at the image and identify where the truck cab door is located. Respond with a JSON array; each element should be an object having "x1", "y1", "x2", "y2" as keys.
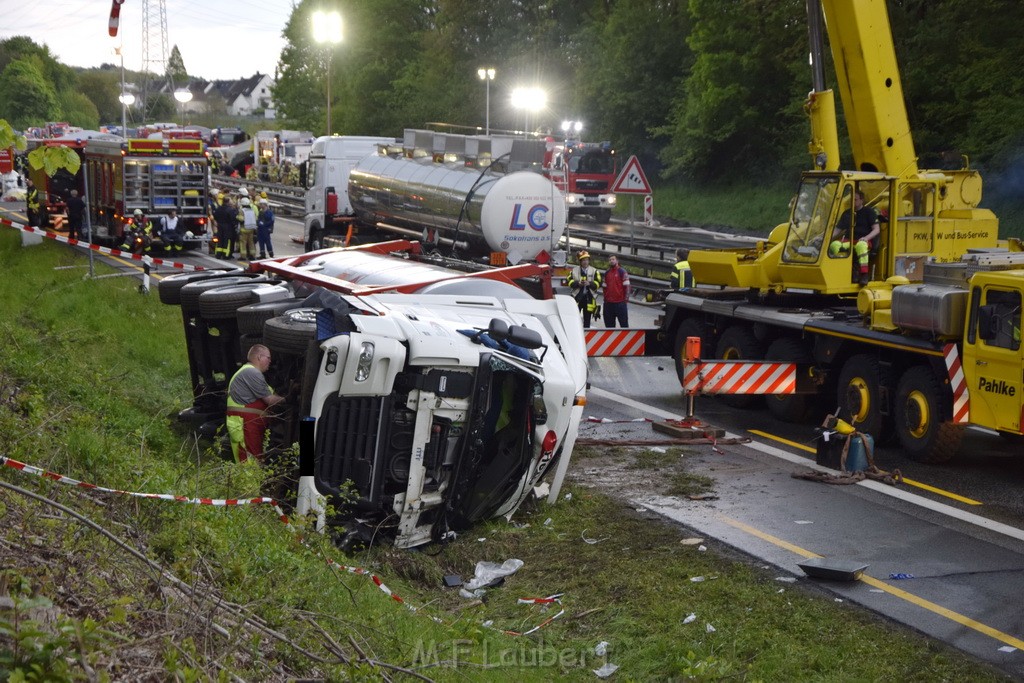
[{"x1": 962, "y1": 285, "x2": 1023, "y2": 433}]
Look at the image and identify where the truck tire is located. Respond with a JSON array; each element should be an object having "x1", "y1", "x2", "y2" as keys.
[
  {"x1": 894, "y1": 365, "x2": 964, "y2": 463},
  {"x1": 596, "y1": 209, "x2": 612, "y2": 223},
  {"x1": 238, "y1": 299, "x2": 303, "y2": 336},
  {"x1": 264, "y1": 308, "x2": 320, "y2": 355},
  {"x1": 198, "y1": 281, "x2": 285, "y2": 321},
  {"x1": 239, "y1": 333, "x2": 263, "y2": 359},
  {"x1": 765, "y1": 336, "x2": 815, "y2": 423},
  {"x1": 836, "y1": 354, "x2": 891, "y2": 441},
  {"x1": 179, "y1": 275, "x2": 261, "y2": 313},
  {"x1": 673, "y1": 318, "x2": 711, "y2": 388},
  {"x1": 157, "y1": 268, "x2": 241, "y2": 306},
  {"x1": 714, "y1": 325, "x2": 764, "y2": 408},
  {"x1": 307, "y1": 224, "x2": 324, "y2": 252}
]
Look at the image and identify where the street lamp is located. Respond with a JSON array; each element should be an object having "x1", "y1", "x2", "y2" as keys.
[
  {"x1": 477, "y1": 67, "x2": 495, "y2": 135},
  {"x1": 312, "y1": 10, "x2": 343, "y2": 136},
  {"x1": 114, "y1": 46, "x2": 132, "y2": 135},
  {"x1": 118, "y1": 92, "x2": 135, "y2": 135},
  {"x1": 173, "y1": 88, "x2": 193, "y2": 127},
  {"x1": 561, "y1": 120, "x2": 583, "y2": 140},
  {"x1": 510, "y1": 87, "x2": 547, "y2": 138}
]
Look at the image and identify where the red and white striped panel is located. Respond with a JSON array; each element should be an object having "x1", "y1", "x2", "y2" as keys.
[
  {"x1": 943, "y1": 343, "x2": 970, "y2": 424},
  {"x1": 586, "y1": 329, "x2": 645, "y2": 356},
  {"x1": 682, "y1": 360, "x2": 796, "y2": 395}
]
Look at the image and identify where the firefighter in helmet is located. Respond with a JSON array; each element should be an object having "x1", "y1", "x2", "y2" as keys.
[
  {"x1": 122, "y1": 209, "x2": 153, "y2": 254},
  {"x1": 567, "y1": 250, "x2": 602, "y2": 328}
]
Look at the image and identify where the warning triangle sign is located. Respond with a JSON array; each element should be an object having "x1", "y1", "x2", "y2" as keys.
[{"x1": 611, "y1": 155, "x2": 652, "y2": 194}]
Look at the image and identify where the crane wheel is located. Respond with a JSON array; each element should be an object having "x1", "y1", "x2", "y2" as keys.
[
  {"x1": 714, "y1": 325, "x2": 764, "y2": 409},
  {"x1": 765, "y1": 337, "x2": 815, "y2": 423},
  {"x1": 673, "y1": 318, "x2": 711, "y2": 388},
  {"x1": 836, "y1": 354, "x2": 892, "y2": 442},
  {"x1": 894, "y1": 366, "x2": 963, "y2": 463}
]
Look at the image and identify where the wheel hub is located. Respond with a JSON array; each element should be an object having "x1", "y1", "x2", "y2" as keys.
[
  {"x1": 905, "y1": 390, "x2": 929, "y2": 438},
  {"x1": 845, "y1": 377, "x2": 870, "y2": 423}
]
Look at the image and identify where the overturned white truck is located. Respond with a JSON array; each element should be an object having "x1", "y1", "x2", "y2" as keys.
[{"x1": 158, "y1": 242, "x2": 588, "y2": 548}]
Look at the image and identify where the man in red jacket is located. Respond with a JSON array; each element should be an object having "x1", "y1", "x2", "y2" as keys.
[{"x1": 602, "y1": 255, "x2": 631, "y2": 328}]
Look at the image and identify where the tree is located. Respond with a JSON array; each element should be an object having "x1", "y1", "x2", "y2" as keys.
[
  {"x1": 78, "y1": 70, "x2": 122, "y2": 123},
  {"x1": 0, "y1": 58, "x2": 59, "y2": 130},
  {"x1": 657, "y1": 0, "x2": 807, "y2": 181},
  {"x1": 58, "y1": 91, "x2": 100, "y2": 130},
  {"x1": 166, "y1": 45, "x2": 188, "y2": 86}
]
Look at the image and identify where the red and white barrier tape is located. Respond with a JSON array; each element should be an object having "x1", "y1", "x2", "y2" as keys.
[
  {"x1": 2, "y1": 217, "x2": 207, "y2": 272},
  {"x1": 0, "y1": 455, "x2": 289, "y2": 524},
  {"x1": 505, "y1": 594, "x2": 565, "y2": 636},
  {"x1": 1, "y1": 453, "x2": 566, "y2": 634}
]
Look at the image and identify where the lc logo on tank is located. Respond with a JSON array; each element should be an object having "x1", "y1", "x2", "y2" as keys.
[{"x1": 508, "y1": 203, "x2": 549, "y2": 231}]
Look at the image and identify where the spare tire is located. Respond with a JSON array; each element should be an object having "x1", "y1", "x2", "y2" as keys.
[
  {"x1": 198, "y1": 281, "x2": 288, "y2": 321},
  {"x1": 179, "y1": 275, "x2": 263, "y2": 313},
  {"x1": 264, "y1": 308, "x2": 321, "y2": 355},
  {"x1": 238, "y1": 298, "x2": 304, "y2": 335},
  {"x1": 157, "y1": 267, "x2": 243, "y2": 305}
]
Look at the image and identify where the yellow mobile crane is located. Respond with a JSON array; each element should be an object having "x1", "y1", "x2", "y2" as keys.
[
  {"x1": 659, "y1": 0, "x2": 1024, "y2": 463},
  {"x1": 690, "y1": 0, "x2": 1000, "y2": 295}
]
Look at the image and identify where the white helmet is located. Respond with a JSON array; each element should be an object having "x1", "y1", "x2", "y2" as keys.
[
  {"x1": 238, "y1": 187, "x2": 249, "y2": 197},
  {"x1": 133, "y1": 209, "x2": 143, "y2": 216},
  {"x1": 240, "y1": 197, "x2": 251, "y2": 207},
  {"x1": 258, "y1": 198, "x2": 269, "y2": 206}
]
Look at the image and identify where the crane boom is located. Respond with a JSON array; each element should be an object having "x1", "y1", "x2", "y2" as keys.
[{"x1": 819, "y1": 0, "x2": 917, "y2": 177}]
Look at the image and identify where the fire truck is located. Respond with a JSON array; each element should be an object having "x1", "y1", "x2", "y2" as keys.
[
  {"x1": 83, "y1": 138, "x2": 210, "y2": 247},
  {"x1": 543, "y1": 138, "x2": 617, "y2": 222}
]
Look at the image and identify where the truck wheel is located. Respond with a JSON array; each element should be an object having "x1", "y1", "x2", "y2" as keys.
[
  {"x1": 179, "y1": 275, "x2": 261, "y2": 313},
  {"x1": 307, "y1": 224, "x2": 324, "y2": 252},
  {"x1": 765, "y1": 337, "x2": 814, "y2": 423},
  {"x1": 596, "y1": 209, "x2": 612, "y2": 223},
  {"x1": 238, "y1": 299, "x2": 303, "y2": 336},
  {"x1": 894, "y1": 366, "x2": 964, "y2": 463},
  {"x1": 198, "y1": 281, "x2": 284, "y2": 321},
  {"x1": 714, "y1": 325, "x2": 764, "y2": 408},
  {"x1": 836, "y1": 354, "x2": 891, "y2": 441},
  {"x1": 157, "y1": 268, "x2": 241, "y2": 306},
  {"x1": 673, "y1": 318, "x2": 710, "y2": 388},
  {"x1": 264, "y1": 308, "x2": 320, "y2": 355}
]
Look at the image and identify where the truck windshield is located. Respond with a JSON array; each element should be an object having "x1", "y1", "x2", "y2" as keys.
[
  {"x1": 782, "y1": 176, "x2": 839, "y2": 264},
  {"x1": 570, "y1": 151, "x2": 615, "y2": 175}
]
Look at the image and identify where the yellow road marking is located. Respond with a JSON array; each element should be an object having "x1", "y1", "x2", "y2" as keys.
[
  {"x1": 748, "y1": 429, "x2": 983, "y2": 506},
  {"x1": 720, "y1": 514, "x2": 1024, "y2": 651}
]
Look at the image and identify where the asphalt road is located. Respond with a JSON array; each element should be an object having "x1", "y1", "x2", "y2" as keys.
[{"x1": 584, "y1": 355, "x2": 1024, "y2": 678}]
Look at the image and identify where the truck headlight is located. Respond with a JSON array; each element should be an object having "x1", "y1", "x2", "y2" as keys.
[
  {"x1": 355, "y1": 342, "x2": 374, "y2": 382},
  {"x1": 607, "y1": 195, "x2": 617, "y2": 206}
]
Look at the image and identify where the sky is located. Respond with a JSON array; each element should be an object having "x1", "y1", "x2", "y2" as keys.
[{"x1": 0, "y1": 0, "x2": 292, "y2": 80}]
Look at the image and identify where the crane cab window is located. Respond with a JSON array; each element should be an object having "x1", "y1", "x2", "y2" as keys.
[
  {"x1": 782, "y1": 176, "x2": 839, "y2": 264},
  {"x1": 977, "y1": 289, "x2": 1021, "y2": 351}
]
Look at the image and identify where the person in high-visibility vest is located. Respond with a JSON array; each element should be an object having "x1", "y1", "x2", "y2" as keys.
[
  {"x1": 226, "y1": 344, "x2": 284, "y2": 463},
  {"x1": 26, "y1": 178, "x2": 41, "y2": 227},
  {"x1": 674, "y1": 248, "x2": 693, "y2": 290},
  {"x1": 567, "y1": 251, "x2": 602, "y2": 329}
]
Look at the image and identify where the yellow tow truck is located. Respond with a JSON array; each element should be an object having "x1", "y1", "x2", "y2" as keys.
[{"x1": 660, "y1": 0, "x2": 1024, "y2": 462}]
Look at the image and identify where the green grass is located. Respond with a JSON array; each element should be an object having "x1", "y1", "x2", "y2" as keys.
[
  {"x1": 0, "y1": 232, "x2": 1012, "y2": 681},
  {"x1": 651, "y1": 181, "x2": 795, "y2": 234}
]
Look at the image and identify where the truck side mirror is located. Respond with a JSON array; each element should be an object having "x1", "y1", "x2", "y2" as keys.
[
  {"x1": 488, "y1": 318, "x2": 510, "y2": 340},
  {"x1": 978, "y1": 304, "x2": 997, "y2": 341},
  {"x1": 507, "y1": 325, "x2": 542, "y2": 350}
]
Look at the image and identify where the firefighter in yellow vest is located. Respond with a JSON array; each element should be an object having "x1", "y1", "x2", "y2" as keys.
[
  {"x1": 567, "y1": 251, "x2": 602, "y2": 328},
  {"x1": 226, "y1": 344, "x2": 284, "y2": 463},
  {"x1": 26, "y1": 178, "x2": 41, "y2": 227},
  {"x1": 674, "y1": 248, "x2": 693, "y2": 290}
]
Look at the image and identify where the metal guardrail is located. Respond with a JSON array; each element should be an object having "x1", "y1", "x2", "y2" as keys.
[{"x1": 212, "y1": 177, "x2": 304, "y2": 216}]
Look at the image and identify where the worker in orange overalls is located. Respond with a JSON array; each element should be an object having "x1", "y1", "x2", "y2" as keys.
[{"x1": 226, "y1": 344, "x2": 284, "y2": 462}]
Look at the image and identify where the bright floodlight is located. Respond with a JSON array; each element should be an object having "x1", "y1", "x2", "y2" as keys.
[
  {"x1": 173, "y1": 89, "x2": 193, "y2": 104},
  {"x1": 562, "y1": 120, "x2": 583, "y2": 134},
  {"x1": 119, "y1": 92, "x2": 136, "y2": 106},
  {"x1": 313, "y1": 10, "x2": 343, "y2": 44},
  {"x1": 478, "y1": 67, "x2": 495, "y2": 81},
  {"x1": 510, "y1": 86, "x2": 547, "y2": 112}
]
